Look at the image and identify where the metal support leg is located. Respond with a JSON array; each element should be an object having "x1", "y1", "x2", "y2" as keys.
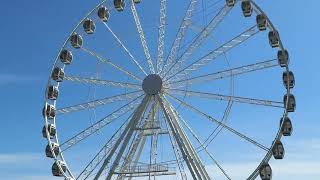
[
  {"x1": 93, "y1": 96, "x2": 150, "y2": 180},
  {"x1": 117, "y1": 103, "x2": 158, "y2": 180},
  {"x1": 157, "y1": 95, "x2": 211, "y2": 180}
]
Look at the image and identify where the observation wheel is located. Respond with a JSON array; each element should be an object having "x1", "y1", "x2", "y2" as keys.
[{"x1": 42, "y1": 0, "x2": 295, "y2": 179}]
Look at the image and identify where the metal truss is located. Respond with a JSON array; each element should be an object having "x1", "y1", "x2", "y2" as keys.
[
  {"x1": 126, "y1": 136, "x2": 147, "y2": 180},
  {"x1": 59, "y1": 96, "x2": 142, "y2": 151},
  {"x1": 171, "y1": 105, "x2": 231, "y2": 180},
  {"x1": 158, "y1": 95, "x2": 211, "y2": 180},
  {"x1": 160, "y1": 0, "x2": 198, "y2": 74},
  {"x1": 162, "y1": 4, "x2": 233, "y2": 78},
  {"x1": 169, "y1": 59, "x2": 278, "y2": 86},
  {"x1": 163, "y1": 116, "x2": 187, "y2": 180},
  {"x1": 156, "y1": 0, "x2": 167, "y2": 73},
  {"x1": 116, "y1": 102, "x2": 158, "y2": 180},
  {"x1": 56, "y1": 91, "x2": 143, "y2": 114},
  {"x1": 130, "y1": 0, "x2": 155, "y2": 74},
  {"x1": 76, "y1": 119, "x2": 129, "y2": 180},
  {"x1": 64, "y1": 76, "x2": 142, "y2": 90},
  {"x1": 93, "y1": 96, "x2": 150, "y2": 180},
  {"x1": 165, "y1": 25, "x2": 260, "y2": 82}
]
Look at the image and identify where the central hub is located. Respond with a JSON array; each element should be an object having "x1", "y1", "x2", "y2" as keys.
[{"x1": 142, "y1": 74, "x2": 163, "y2": 95}]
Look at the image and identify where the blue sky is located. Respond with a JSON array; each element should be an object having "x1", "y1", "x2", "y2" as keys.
[{"x1": 0, "y1": 0, "x2": 319, "y2": 179}]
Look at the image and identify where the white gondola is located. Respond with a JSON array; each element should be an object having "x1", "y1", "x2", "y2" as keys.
[
  {"x1": 42, "y1": 124, "x2": 56, "y2": 138},
  {"x1": 83, "y1": 18, "x2": 96, "y2": 34},
  {"x1": 98, "y1": 6, "x2": 110, "y2": 22},
  {"x1": 241, "y1": 1, "x2": 253, "y2": 17},
  {"x1": 114, "y1": 0, "x2": 125, "y2": 11},
  {"x1": 268, "y1": 30, "x2": 280, "y2": 48},
  {"x1": 47, "y1": 85, "x2": 59, "y2": 100},
  {"x1": 283, "y1": 71, "x2": 295, "y2": 89},
  {"x1": 277, "y1": 49, "x2": 289, "y2": 67},
  {"x1": 259, "y1": 163, "x2": 272, "y2": 180},
  {"x1": 272, "y1": 140, "x2": 285, "y2": 159},
  {"x1": 133, "y1": 0, "x2": 141, "y2": 4},
  {"x1": 280, "y1": 117, "x2": 293, "y2": 136},
  {"x1": 59, "y1": 49, "x2": 73, "y2": 65},
  {"x1": 52, "y1": 161, "x2": 67, "y2": 177},
  {"x1": 43, "y1": 103, "x2": 56, "y2": 119},
  {"x1": 284, "y1": 94, "x2": 296, "y2": 112},
  {"x1": 70, "y1": 33, "x2": 83, "y2": 48},
  {"x1": 46, "y1": 143, "x2": 60, "y2": 158},
  {"x1": 226, "y1": 0, "x2": 236, "y2": 7},
  {"x1": 256, "y1": 14, "x2": 267, "y2": 31},
  {"x1": 51, "y1": 67, "x2": 65, "y2": 82}
]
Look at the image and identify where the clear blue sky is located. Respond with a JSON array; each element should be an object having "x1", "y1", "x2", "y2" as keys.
[{"x1": 0, "y1": 0, "x2": 319, "y2": 179}]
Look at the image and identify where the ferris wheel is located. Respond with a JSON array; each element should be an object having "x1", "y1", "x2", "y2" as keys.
[{"x1": 42, "y1": 0, "x2": 295, "y2": 179}]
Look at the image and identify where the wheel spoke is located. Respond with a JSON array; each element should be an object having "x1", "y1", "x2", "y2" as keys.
[
  {"x1": 165, "y1": 25, "x2": 260, "y2": 82},
  {"x1": 162, "y1": 4, "x2": 233, "y2": 78},
  {"x1": 56, "y1": 91, "x2": 143, "y2": 114},
  {"x1": 167, "y1": 89, "x2": 283, "y2": 108},
  {"x1": 101, "y1": 22, "x2": 148, "y2": 76},
  {"x1": 64, "y1": 75, "x2": 141, "y2": 90},
  {"x1": 156, "y1": 0, "x2": 167, "y2": 73},
  {"x1": 130, "y1": 0, "x2": 155, "y2": 74},
  {"x1": 167, "y1": 94, "x2": 270, "y2": 151},
  {"x1": 59, "y1": 96, "x2": 143, "y2": 151},
  {"x1": 160, "y1": 0, "x2": 198, "y2": 74},
  {"x1": 76, "y1": 119, "x2": 130, "y2": 180},
  {"x1": 80, "y1": 47, "x2": 142, "y2": 82},
  {"x1": 168, "y1": 59, "x2": 278, "y2": 86}
]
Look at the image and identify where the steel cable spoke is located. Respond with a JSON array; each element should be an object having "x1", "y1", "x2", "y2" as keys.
[
  {"x1": 130, "y1": 0, "x2": 155, "y2": 74},
  {"x1": 80, "y1": 46, "x2": 143, "y2": 82},
  {"x1": 165, "y1": 25, "x2": 260, "y2": 82},
  {"x1": 56, "y1": 91, "x2": 143, "y2": 114},
  {"x1": 168, "y1": 58, "x2": 278, "y2": 86},
  {"x1": 101, "y1": 22, "x2": 148, "y2": 76},
  {"x1": 167, "y1": 89, "x2": 284, "y2": 108},
  {"x1": 167, "y1": 94, "x2": 270, "y2": 151},
  {"x1": 59, "y1": 95, "x2": 143, "y2": 151},
  {"x1": 64, "y1": 76, "x2": 142, "y2": 90}
]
